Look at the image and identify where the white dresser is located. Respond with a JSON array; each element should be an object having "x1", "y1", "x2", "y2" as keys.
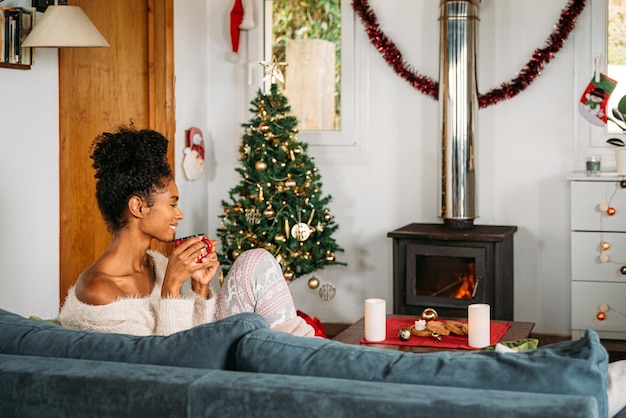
[{"x1": 569, "y1": 172, "x2": 626, "y2": 340}]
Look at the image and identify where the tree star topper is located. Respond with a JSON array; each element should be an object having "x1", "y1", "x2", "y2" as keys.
[{"x1": 259, "y1": 55, "x2": 287, "y2": 84}]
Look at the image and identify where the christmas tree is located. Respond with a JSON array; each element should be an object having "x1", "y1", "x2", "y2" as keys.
[{"x1": 217, "y1": 58, "x2": 345, "y2": 281}]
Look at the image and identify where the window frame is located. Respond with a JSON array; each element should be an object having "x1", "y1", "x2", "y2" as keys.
[
  {"x1": 242, "y1": 0, "x2": 369, "y2": 164},
  {"x1": 573, "y1": 0, "x2": 625, "y2": 172}
]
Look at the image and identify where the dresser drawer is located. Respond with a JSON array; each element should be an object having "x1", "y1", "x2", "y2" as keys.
[
  {"x1": 572, "y1": 281, "x2": 626, "y2": 334},
  {"x1": 571, "y1": 231, "x2": 626, "y2": 282},
  {"x1": 571, "y1": 180, "x2": 626, "y2": 232}
]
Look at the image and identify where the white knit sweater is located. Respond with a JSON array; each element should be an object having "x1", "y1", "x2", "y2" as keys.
[{"x1": 59, "y1": 250, "x2": 217, "y2": 336}]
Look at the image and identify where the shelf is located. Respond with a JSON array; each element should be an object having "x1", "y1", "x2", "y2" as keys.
[{"x1": 0, "y1": 62, "x2": 31, "y2": 70}]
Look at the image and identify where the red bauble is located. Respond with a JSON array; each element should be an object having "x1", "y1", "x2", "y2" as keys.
[{"x1": 607, "y1": 207, "x2": 616, "y2": 216}]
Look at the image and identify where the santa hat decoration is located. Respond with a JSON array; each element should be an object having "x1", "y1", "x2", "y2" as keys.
[{"x1": 228, "y1": 0, "x2": 256, "y2": 63}]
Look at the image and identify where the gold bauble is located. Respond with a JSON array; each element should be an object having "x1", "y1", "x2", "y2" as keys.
[
  {"x1": 232, "y1": 248, "x2": 241, "y2": 259},
  {"x1": 308, "y1": 276, "x2": 320, "y2": 289},
  {"x1": 323, "y1": 208, "x2": 333, "y2": 222},
  {"x1": 283, "y1": 269, "x2": 295, "y2": 281},
  {"x1": 325, "y1": 252, "x2": 335, "y2": 262},
  {"x1": 255, "y1": 160, "x2": 268, "y2": 171},
  {"x1": 421, "y1": 308, "x2": 438, "y2": 321},
  {"x1": 263, "y1": 205, "x2": 275, "y2": 219},
  {"x1": 258, "y1": 122, "x2": 270, "y2": 133},
  {"x1": 285, "y1": 179, "x2": 296, "y2": 188},
  {"x1": 601, "y1": 241, "x2": 611, "y2": 251},
  {"x1": 274, "y1": 233, "x2": 286, "y2": 243}
]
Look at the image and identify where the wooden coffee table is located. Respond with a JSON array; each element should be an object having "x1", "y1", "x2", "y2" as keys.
[{"x1": 333, "y1": 315, "x2": 535, "y2": 353}]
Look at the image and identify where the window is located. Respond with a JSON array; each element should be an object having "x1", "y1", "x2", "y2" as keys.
[
  {"x1": 574, "y1": 0, "x2": 626, "y2": 171},
  {"x1": 244, "y1": 0, "x2": 368, "y2": 162}
]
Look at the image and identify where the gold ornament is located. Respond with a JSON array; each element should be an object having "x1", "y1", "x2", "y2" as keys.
[
  {"x1": 291, "y1": 223, "x2": 311, "y2": 241},
  {"x1": 274, "y1": 233, "x2": 286, "y2": 243},
  {"x1": 232, "y1": 248, "x2": 241, "y2": 259},
  {"x1": 318, "y1": 283, "x2": 336, "y2": 301},
  {"x1": 308, "y1": 276, "x2": 320, "y2": 289},
  {"x1": 258, "y1": 122, "x2": 270, "y2": 133},
  {"x1": 219, "y1": 271, "x2": 224, "y2": 287},
  {"x1": 263, "y1": 205, "x2": 275, "y2": 219},
  {"x1": 398, "y1": 328, "x2": 412, "y2": 341},
  {"x1": 421, "y1": 308, "x2": 438, "y2": 321},
  {"x1": 255, "y1": 160, "x2": 268, "y2": 171},
  {"x1": 601, "y1": 241, "x2": 611, "y2": 251},
  {"x1": 323, "y1": 208, "x2": 333, "y2": 222},
  {"x1": 245, "y1": 208, "x2": 261, "y2": 224},
  {"x1": 325, "y1": 251, "x2": 335, "y2": 262},
  {"x1": 285, "y1": 178, "x2": 296, "y2": 188},
  {"x1": 259, "y1": 55, "x2": 287, "y2": 83},
  {"x1": 283, "y1": 269, "x2": 295, "y2": 281}
]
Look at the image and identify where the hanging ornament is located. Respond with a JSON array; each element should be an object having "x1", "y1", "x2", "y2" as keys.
[
  {"x1": 308, "y1": 276, "x2": 320, "y2": 289},
  {"x1": 274, "y1": 233, "x2": 286, "y2": 243},
  {"x1": 245, "y1": 208, "x2": 261, "y2": 224},
  {"x1": 283, "y1": 269, "x2": 295, "y2": 281},
  {"x1": 258, "y1": 121, "x2": 270, "y2": 133},
  {"x1": 319, "y1": 283, "x2": 336, "y2": 301},
  {"x1": 291, "y1": 222, "x2": 311, "y2": 241},
  {"x1": 263, "y1": 204, "x2": 275, "y2": 219},
  {"x1": 255, "y1": 160, "x2": 268, "y2": 171},
  {"x1": 232, "y1": 247, "x2": 242, "y2": 259},
  {"x1": 323, "y1": 208, "x2": 333, "y2": 222},
  {"x1": 601, "y1": 241, "x2": 611, "y2": 251},
  {"x1": 325, "y1": 251, "x2": 336, "y2": 262},
  {"x1": 285, "y1": 175, "x2": 296, "y2": 189},
  {"x1": 257, "y1": 185, "x2": 264, "y2": 202},
  {"x1": 219, "y1": 270, "x2": 225, "y2": 287}
]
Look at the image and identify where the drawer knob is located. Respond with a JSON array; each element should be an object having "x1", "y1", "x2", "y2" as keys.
[
  {"x1": 599, "y1": 202, "x2": 609, "y2": 212},
  {"x1": 607, "y1": 207, "x2": 617, "y2": 216},
  {"x1": 596, "y1": 304, "x2": 609, "y2": 321},
  {"x1": 601, "y1": 241, "x2": 611, "y2": 251},
  {"x1": 620, "y1": 180, "x2": 626, "y2": 188},
  {"x1": 621, "y1": 266, "x2": 626, "y2": 275}
]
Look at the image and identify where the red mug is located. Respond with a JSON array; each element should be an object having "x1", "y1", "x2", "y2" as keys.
[{"x1": 173, "y1": 234, "x2": 213, "y2": 263}]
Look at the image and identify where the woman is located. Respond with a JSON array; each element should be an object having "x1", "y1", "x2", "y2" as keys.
[{"x1": 59, "y1": 125, "x2": 314, "y2": 337}]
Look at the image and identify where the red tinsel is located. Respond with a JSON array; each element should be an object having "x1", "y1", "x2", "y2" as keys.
[{"x1": 352, "y1": 0, "x2": 587, "y2": 108}]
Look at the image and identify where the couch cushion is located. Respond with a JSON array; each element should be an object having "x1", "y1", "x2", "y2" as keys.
[
  {"x1": 236, "y1": 328, "x2": 609, "y2": 418},
  {"x1": 0, "y1": 308, "x2": 266, "y2": 370}
]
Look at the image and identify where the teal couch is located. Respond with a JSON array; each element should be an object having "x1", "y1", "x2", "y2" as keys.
[{"x1": 0, "y1": 308, "x2": 613, "y2": 417}]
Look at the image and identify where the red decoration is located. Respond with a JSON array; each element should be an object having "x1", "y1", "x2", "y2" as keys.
[
  {"x1": 352, "y1": 0, "x2": 587, "y2": 108},
  {"x1": 297, "y1": 310, "x2": 329, "y2": 338},
  {"x1": 597, "y1": 311, "x2": 607, "y2": 321},
  {"x1": 607, "y1": 207, "x2": 616, "y2": 216}
]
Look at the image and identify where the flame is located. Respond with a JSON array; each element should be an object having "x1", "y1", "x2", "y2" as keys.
[{"x1": 452, "y1": 262, "x2": 475, "y2": 299}]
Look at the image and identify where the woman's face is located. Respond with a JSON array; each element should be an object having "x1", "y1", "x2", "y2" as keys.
[{"x1": 141, "y1": 180, "x2": 184, "y2": 242}]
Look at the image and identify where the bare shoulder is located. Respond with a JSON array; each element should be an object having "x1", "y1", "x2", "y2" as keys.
[{"x1": 74, "y1": 266, "x2": 125, "y2": 306}]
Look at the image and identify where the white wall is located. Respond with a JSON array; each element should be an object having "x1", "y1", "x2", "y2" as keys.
[{"x1": 0, "y1": 0, "x2": 593, "y2": 335}]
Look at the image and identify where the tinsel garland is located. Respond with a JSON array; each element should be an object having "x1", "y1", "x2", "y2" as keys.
[{"x1": 352, "y1": 0, "x2": 587, "y2": 108}]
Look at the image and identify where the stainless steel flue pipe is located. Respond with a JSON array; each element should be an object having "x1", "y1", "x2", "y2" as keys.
[{"x1": 439, "y1": 0, "x2": 479, "y2": 228}]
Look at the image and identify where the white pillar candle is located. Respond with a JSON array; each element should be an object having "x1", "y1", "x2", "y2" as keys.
[
  {"x1": 364, "y1": 298, "x2": 386, "y2": 342},
  {"x1": 468, "y1": 303, "x2": 490, "y2": 348}
]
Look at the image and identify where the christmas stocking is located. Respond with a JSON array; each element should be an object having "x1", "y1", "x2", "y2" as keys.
[{"x1": 579, "y1": 72, "x2": 617, "y2": 126}]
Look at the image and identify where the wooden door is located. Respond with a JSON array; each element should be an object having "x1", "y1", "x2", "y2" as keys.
[{"x1": 59, "y1": 0, "x2": 175, "y2": 305}]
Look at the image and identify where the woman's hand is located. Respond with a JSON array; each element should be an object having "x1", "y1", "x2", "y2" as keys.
[
  {"x1": 161, "y1": 237, "x2": 217, "y2": 298},
  {"x1": 190, "y1": 240, "x2": 220, "y2": 299}
]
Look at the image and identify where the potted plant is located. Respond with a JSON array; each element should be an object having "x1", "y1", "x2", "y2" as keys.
[{"x1": 607, "y1": 94, "x2": 626, "y2": 175}]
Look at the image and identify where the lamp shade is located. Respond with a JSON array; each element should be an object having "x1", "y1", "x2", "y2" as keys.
[{"x1": 22, "y1": 5, "x2": 109, "y2": 48}]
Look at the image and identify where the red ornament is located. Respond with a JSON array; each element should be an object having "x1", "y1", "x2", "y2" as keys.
[
  {"x1": 596, "y1": 311, "x2": 607, "y2": 321},
  {"x1": 607, "y1": 207, "x2": 616, "y2": 216},
  {"x1": 352, "y1": 0, "x2": 588, "y2": 108}
]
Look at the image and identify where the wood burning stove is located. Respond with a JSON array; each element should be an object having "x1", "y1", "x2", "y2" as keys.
[{"x1": 388, "y1": 223, "x2": 517, "y2": 320}]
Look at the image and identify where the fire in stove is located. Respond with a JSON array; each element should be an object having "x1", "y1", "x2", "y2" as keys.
[{"x1": 427, "y1": 262, "x2": 477, "y2": 300}]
